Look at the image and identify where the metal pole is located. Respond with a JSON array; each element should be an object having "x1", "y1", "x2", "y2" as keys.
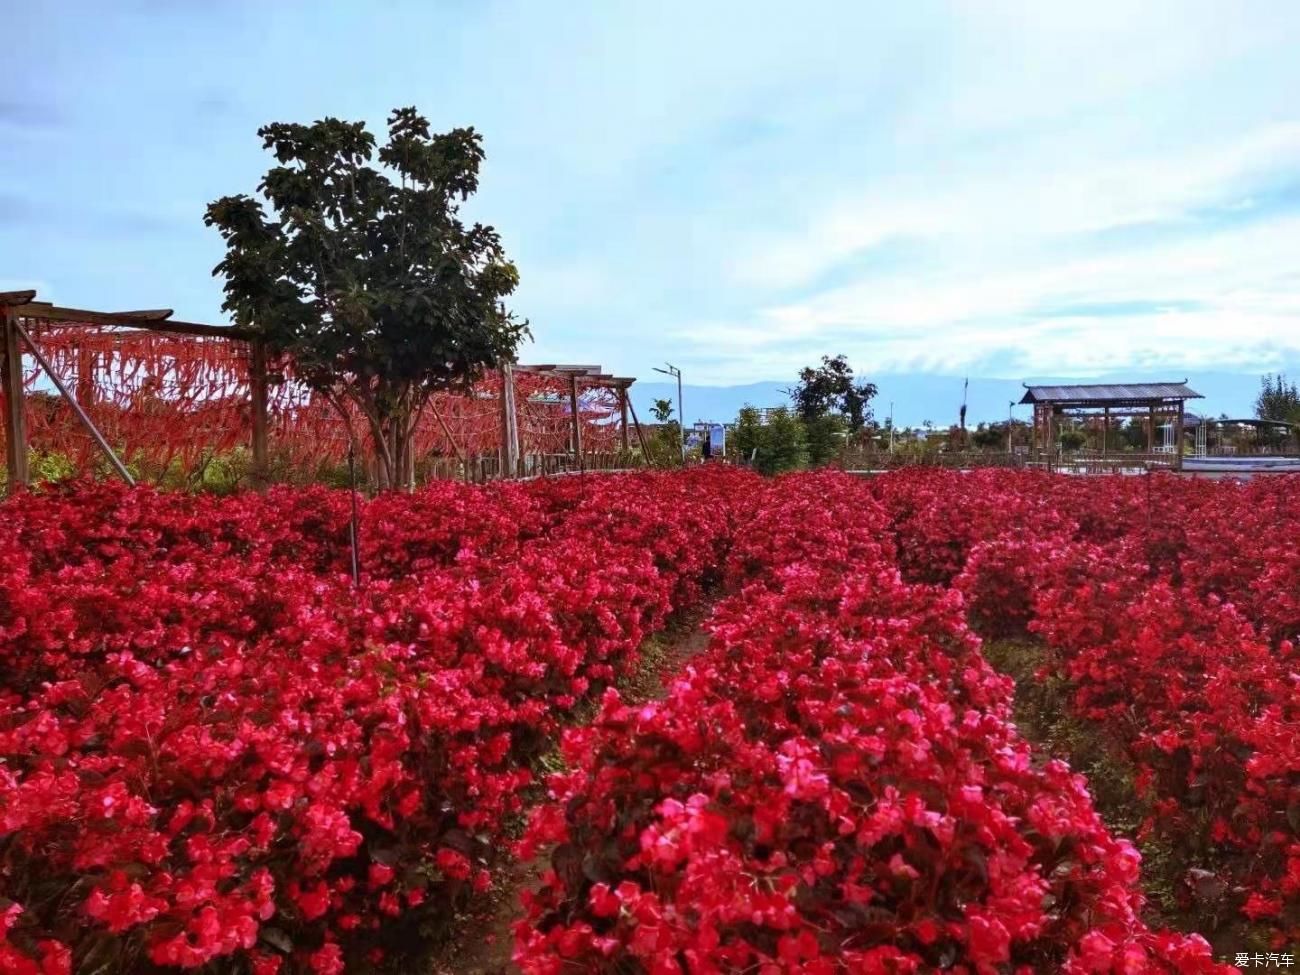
[
  {"x1": 1007, "y1": 401, "x2": 1013, "y2": 454},
  {"x1": 13, "y1": 317, "x2": 135, "y2": 486},
  {"x1": 888, "y1": 402, "x2": 894, "y2": 454},
  {"x1": 652, "y1": 363, "x2": 685, "y2": 466},
  {"x1": 676, "y1": 367, "x2": 684, "y2": 466}
]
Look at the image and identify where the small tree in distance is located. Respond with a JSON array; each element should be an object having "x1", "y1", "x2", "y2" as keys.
[
  {"x1": 206, "y1": 107, "x2": 527, "y2": 490},
  {"x1": 646, "y1": 398, "x2": 683, "y2": 466},
  {"x1": 731, "y1": 405, "x2": 808, "y2": 476},
  {"x1": 1256, "y1": 374, "x2": 1300, "y2": 423}
]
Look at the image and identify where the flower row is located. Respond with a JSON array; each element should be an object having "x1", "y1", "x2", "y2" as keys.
[
  {"x1": 0, "y1": 469, "x2": 754, "y2": 974},
  {"x1": 869, "y1": 469, "x2": 1300, "y2": 949},
  {"x1": 513, "y1": 473, "x2": 1222, "y2": 973}
]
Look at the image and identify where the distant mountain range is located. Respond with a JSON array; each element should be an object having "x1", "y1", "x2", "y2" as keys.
[{"x1": 630, "y1": 371, "x2": 1277, "y2": 429}]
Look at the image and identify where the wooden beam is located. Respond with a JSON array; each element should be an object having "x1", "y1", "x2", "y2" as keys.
[
  {"x1": 11, "y1": 303, "x2": 254, "y2": 340},
  {"x1": 249, "y1": 339, "x2": 270, "y2": 490},
  {"x1": 0, "y1": 290, "x2": 37, "y2": 306},
  {"x1": 2, "y1": 309, "x2": 29, "y2": 492},
  {"x1": 109, "y1": 309, "x2": 174, "y2": 321},
  {"x1": 626, "y1": 393, "x2": 651, "y2": 464},
  {"x1": 429, "y1": 402, "x2": 466, "y2": 466}
]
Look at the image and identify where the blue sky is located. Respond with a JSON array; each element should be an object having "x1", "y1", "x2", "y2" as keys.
[{"x1": 4, "y1": 1, "x2": 1300, "y2": 387}]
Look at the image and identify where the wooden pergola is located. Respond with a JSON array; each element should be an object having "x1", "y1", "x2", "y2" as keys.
[
  {"x1": 1, "y1": 289, "x2": 263, "y2": 490},
  {"x1": 1019, "y1": 381, "x2": 1203, "y2": 471},
  {"x1": 508, "y1": 364, "x2": 648, "y2": 475},
  {"x1": 1, "y1": 289, "x2": 646, "y2": 490}
]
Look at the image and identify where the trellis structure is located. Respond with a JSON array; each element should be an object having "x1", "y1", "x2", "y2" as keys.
[{"x1": 0, "y1": 289, "x2": 645, "y2": 493}]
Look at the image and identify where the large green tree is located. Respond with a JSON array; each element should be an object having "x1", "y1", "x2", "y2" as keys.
[
  {"x1": 787, "y1": 355, "x2": 877, "y2": 465},
  {"x1": 789, "y1": 355, "x2": 878, "y2": 431},
  {"x1": 206, "y1": 107, "x2": 527, "y2": 489}
]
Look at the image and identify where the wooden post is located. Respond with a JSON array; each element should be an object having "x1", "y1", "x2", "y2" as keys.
[
  {"x1": 77, "y1": 346, "x2": 97, "y2": 407},
  {"x1": 1045, "y1": 406, "x2": 1055, "y2": 472},
  {"x1": 249, "y1": 339, "x2": 270, "y2": 490},
  {"x1": 618, "y1": 386, "x2": 630, "y2": 454},
  {"x1": 2, "y1": 309, "x2": 29, "y2": 492},
  {"x1": 569, "y1": 374, "x2": 584, "y2": 471},
  {"x1": 1173, "y1": 399, "x2": 1185, "y2": 471},
  {"x1": 627, "y1": 394, "x2": 651, "y2": 464},
  {"x1": 499, "y1": 363, "x2": 519, "y2": 479},
  {"x1": 1102, "y1": 407, "x2": 1109, "y2": 458},
  {"x1": 1147, "y1": 404, "x2": 1155, "y2": 454}
]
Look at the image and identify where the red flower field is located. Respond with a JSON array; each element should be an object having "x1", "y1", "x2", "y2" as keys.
[{"x1": 2, "y1": 468, "x2": 1296, "y2": 972}]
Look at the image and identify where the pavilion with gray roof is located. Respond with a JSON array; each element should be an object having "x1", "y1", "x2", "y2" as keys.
[{"x1": 1019, "y1": 381, "x2": 1203, "y2": 471}]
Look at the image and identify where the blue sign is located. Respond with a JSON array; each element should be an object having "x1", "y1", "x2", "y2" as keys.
[{"x1": 708, "y1": 424, "x2": 725, "y2": 455}]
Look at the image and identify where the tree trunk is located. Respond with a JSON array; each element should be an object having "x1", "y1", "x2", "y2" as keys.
[
  {"x1": 351, "y1": 386, "x2": 419, "y2": 493},
  {"x1": 373, "y1": 411, "x2": 415, "y2": 492}
]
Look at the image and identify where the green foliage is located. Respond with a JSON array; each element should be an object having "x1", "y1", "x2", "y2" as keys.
[
  {"x1": 205, "y1": 107, "x2": 527, "y2": 490},
  {"x1": 1058, "y1": 428, "x2": 1086, "y2": 451},
  {"x1": 970, "y1": 423, "x2": 1000, "y2": 450},
  {"x1": 803, "y1": 413, "x2": 846, "y2": 467},
  {"x1": 1119, "y1": 418, "x2": 1150, "y2": 450},
  {"x1": 731, "y1": 405, "x2": 808, "y2": 476},
  {"x1": 731, "y1": 406, "x2": 763, "y2": 463},
  {"x1": 1256, "y1": 373, "x2": 1300, "y2": 423},
  {"x1": 650, "y1": 398, "x2": 674, "y2": 423},
  {"x1": 763, "y1": 408, "x2": 809, "y2": 474},
  {"x1": 30, "y1": 450, "x2": 76, "y2": 484},
  {"x1": 788, "y1": 354, "x2": 877, "y2": 432},
  {"x1": 651, "y1": 421, "x2": 682, "y2": 467}
]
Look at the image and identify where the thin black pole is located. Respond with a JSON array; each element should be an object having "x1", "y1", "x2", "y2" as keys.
[{"x1": 347, "y1": 440, "x2": 361, "y2": 587}]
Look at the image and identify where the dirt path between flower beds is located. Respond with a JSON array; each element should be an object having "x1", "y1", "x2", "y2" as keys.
[
  {"x1": 982, "y1": 639, "x2": 1250, "y2": 959},
  {"x1": 429, "y1": 608, "x2": 713, "y2": 975}
]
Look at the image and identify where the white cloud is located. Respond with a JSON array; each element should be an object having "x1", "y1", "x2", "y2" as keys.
[
  {"x1": 679, "y1": 209, "x2": 1300, "y2": 379},
  {"x1": 727, "y1": 121, "x2": 1300, "y2": 292}
]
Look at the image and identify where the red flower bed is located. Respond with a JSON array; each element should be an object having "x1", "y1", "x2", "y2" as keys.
[
  {"x1": 514, "y1": 473, "x2": 1223, "y2": 973},
  {"x1": 0, "y1": 469, "x2": 755, "y2": 973},
  {"x1": 6, "y1": 466, "x2": 1294, "y2": 972},
  {"x1": 899, "y1": 469, "x2": 1300, "y2": 949}
]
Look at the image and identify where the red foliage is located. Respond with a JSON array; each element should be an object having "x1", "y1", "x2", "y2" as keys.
[
  {"x1": 930, "y1": 470, "x2": 1300, "y2": 949},
  {"x1": 0, "y1": 468, "x2": 752, "y2": 972},
  {"x1": 7, "y1": 466, "x2": 1293, "y2": 971},
  {"x1": 514, "y1": 473, "x2": 1225, "y2": 973}
]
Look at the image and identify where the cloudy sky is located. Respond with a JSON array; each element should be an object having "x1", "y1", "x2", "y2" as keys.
[{"x1": 3, "y1": 1, "x2": 1299, "y2": 385}]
